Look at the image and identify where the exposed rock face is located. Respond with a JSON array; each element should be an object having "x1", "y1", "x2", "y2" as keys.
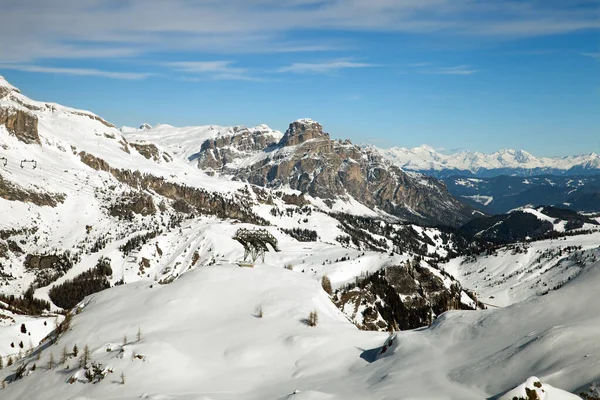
[
  {"x1": 279, "y1": 119, "x2": 329, "y2": 146},
  {"x1": 0, "y1": 174, "x2": 65, "y2": 206},
  {"x1": 109, "y1": 192, "x2": 156, "y2": 219},
  {"x1": 201, "y1": 119, "x2": 475, "y2": 226},
  {"x1": 70, "y1": 111, "x2": 115, "y2": 128},
  {"x1": 334, "y1": 261, "x2": 480, "y2": 331},
  {"x1": 195, "y1": 125, "x2": 280, "y2": 171},
  {"x1": 0, "y1": 107, "x2": 40, "y2": 145},
  {"x1": 130, "y1": 142, "x2": 173, "y2": 163},
  {"x1": 78, "y1": 151, "x2": 267, "y2": 225}
]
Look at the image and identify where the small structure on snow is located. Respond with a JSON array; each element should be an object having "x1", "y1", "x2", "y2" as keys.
[{"x1": 233, "y1": 228, "x2": 279, "y2": 267}]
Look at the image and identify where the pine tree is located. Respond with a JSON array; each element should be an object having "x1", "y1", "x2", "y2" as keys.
[
  {"x1": 123, "y1": 334, "x2": 127, "y2": 346},
  {"x1": 120, "y1": 371, "x2": 126, "y2": 385},
  {"x1": 137, "y1": 327, "x2": 142, "y2": 342},
  {"x1": 72, "y1": 344, "x2": 79, "y2": 357}
]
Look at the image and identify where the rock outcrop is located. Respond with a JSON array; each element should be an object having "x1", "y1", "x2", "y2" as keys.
[
  {"x1": 334, "y1": 260, "x2": 480, "y2": 331},
  {"x1": 194, "y1": 125, "x2": 281, "y2": 172},
  {"x1": 0, "y1": 174, "x2": 65, "y2": 206}
]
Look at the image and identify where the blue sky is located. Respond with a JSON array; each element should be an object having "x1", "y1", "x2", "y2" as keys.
[{"x1": 0, "y1": 0, "x2": 599, "y2": 157}]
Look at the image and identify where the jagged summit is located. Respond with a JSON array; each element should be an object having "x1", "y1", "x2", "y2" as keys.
[
  {"x1": 139, "y1": 123, "x2": 152, "y2": 131},
  {"x1": 0, "y1": 76, "x2": 20, "y2": 97},
  {"x1": 279, "y1": 118, "x2": 329, "y2": 147}
]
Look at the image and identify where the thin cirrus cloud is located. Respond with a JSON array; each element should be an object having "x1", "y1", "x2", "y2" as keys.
[
  {"x1": 581, "y1": 52, "x2": 600, "y2": 59},
  {"x1": 167, "y1": 61, "x2": 261, "y2": 81},
  {"x1": 1, "y1": 0, "x2": 596, "y2": 65},
  {"x1": 0, "y1": 64, "x2": 153, "y2": 80},
  {"x1": 277, "y1": 60, "x2": 375, "y2": 74},
  {"x1": 422, "y1": 65, "x2": 478, "y2": 75}
]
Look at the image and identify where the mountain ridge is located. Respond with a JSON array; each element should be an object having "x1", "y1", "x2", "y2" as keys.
[{"x1": 378, "y1": 145, "x2": 600, "y2": 178}]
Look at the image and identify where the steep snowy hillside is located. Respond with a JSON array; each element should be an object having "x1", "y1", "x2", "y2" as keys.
[
  {"x1": 122, "y1": 122, "x2": 283, "y2": 169},
  {"x1": 446, "y1": 231, "x2": 600, "y2": 307},
  {"x1": 379, "y1": 145, "x2": 600, "y2": 178}
]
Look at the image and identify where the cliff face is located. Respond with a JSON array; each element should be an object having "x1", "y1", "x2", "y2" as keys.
[
  {"x1": 0, "y1": 81, "x2": 40, "y2": 145},
  {"x1": 195, "y1": 125, "x2": 281, "y2": 173},
  {"x1": 192, "y1": 119, "x2": 475, "y2": 226}
]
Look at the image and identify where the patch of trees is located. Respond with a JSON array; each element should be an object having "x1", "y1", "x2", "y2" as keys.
[
  {"x1": 119, "y1": 230, "x2": 161, "y2": 256},
  {"x1": 49, "y1": 257, "x2": 113, "y2": 309},
  {"x1": 0, "y1": 286, "x2": 50, "y2": 315},
  {"x1": 282, "y1": 228, "x2": 318, "y2": 242}
]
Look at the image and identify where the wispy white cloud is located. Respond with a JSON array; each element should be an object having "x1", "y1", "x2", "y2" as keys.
[
  {"x1": 0, "y1": 64, "x2": 152, "y2": 80},
  {"x1": 167, "y1": 61, "x2": 259, "y2": 81},
  {"x1": 422, "y1": 65, "x2": 478, "y2": 75},
  {"x1": 278, "y1": 60, "x2": 375, "y2": 74},
  {"x1": 581, "y1": 52, "x2": 600, "y2": 59},
  {"x1": 1, "y1": 0, "x2": 597, "y2": 64}
]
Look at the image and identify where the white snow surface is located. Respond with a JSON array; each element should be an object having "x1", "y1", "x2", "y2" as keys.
[{"x1": 3, "y1": 252, "x2": 600, "y2": 399}]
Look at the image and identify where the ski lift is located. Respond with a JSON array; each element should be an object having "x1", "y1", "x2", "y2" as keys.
[{"x1": 20, "y1": 159, "x2": 37, "y2": 169}]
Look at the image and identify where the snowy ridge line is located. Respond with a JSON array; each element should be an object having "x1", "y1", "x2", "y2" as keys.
[{"x1": 377, "y1": 145, "x2": 600, "y2": 176}]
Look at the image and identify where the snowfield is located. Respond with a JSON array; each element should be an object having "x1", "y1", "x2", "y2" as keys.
[{"x1": 2, "y1": 254, "x2": 600, "y2": 399}]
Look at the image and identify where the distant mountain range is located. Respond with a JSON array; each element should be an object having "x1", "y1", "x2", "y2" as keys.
[{"x1": 378, "y1": 145, "x2": 600, "y2": 178}]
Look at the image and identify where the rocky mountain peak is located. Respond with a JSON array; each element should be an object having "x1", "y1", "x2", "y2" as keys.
[
  {"x1": 279, "y1": 118, "x2": 329, "y2": 147},
  {"x1": 139, "y1": 123, "x2": 152, "y2": 131},
  {"x1": 0, "y1": 76, "x2": 20, "y2": 98}
]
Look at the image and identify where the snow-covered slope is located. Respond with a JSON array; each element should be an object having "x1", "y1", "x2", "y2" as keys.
[
  {"x1": 445, "y1": 231, "x2": 600, "y2": 307},
  {"x1": 379, "y1": 145, "x2": 600, "y2": 178},
  {"x1": 3, "y1": 246, "x2": 600, "y2": 399},
  {"x1": 122, "y1": 122, "x2": 283, "y2": 164}
]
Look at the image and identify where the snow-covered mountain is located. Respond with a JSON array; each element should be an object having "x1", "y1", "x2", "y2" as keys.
[
  {"x1": 379, "y1": 145, "x2": 600, "y2": 178},
  {"x1": 2, "y1": 75, "x2": 600, "y2": 399},
  {"x1": 140, "y1": 118, "x2": 478, "y2": 227}
]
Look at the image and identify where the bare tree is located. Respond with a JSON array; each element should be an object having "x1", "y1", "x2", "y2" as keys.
[
  {"x1": 61, "y1": 346, "x2": 68, "y2": 366},
  {"x1": 305, "y1": 310, "x2": 319, "y2": 327},
  {"x1": 80, "y1": 345, "x2": 90, "y2": 368},
  {"x1": 321, "y1": 275, "x2": 332, "y2": 295},
  {"x1": 48, "y1": 352, "x2": 55, "y2": 370}
]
